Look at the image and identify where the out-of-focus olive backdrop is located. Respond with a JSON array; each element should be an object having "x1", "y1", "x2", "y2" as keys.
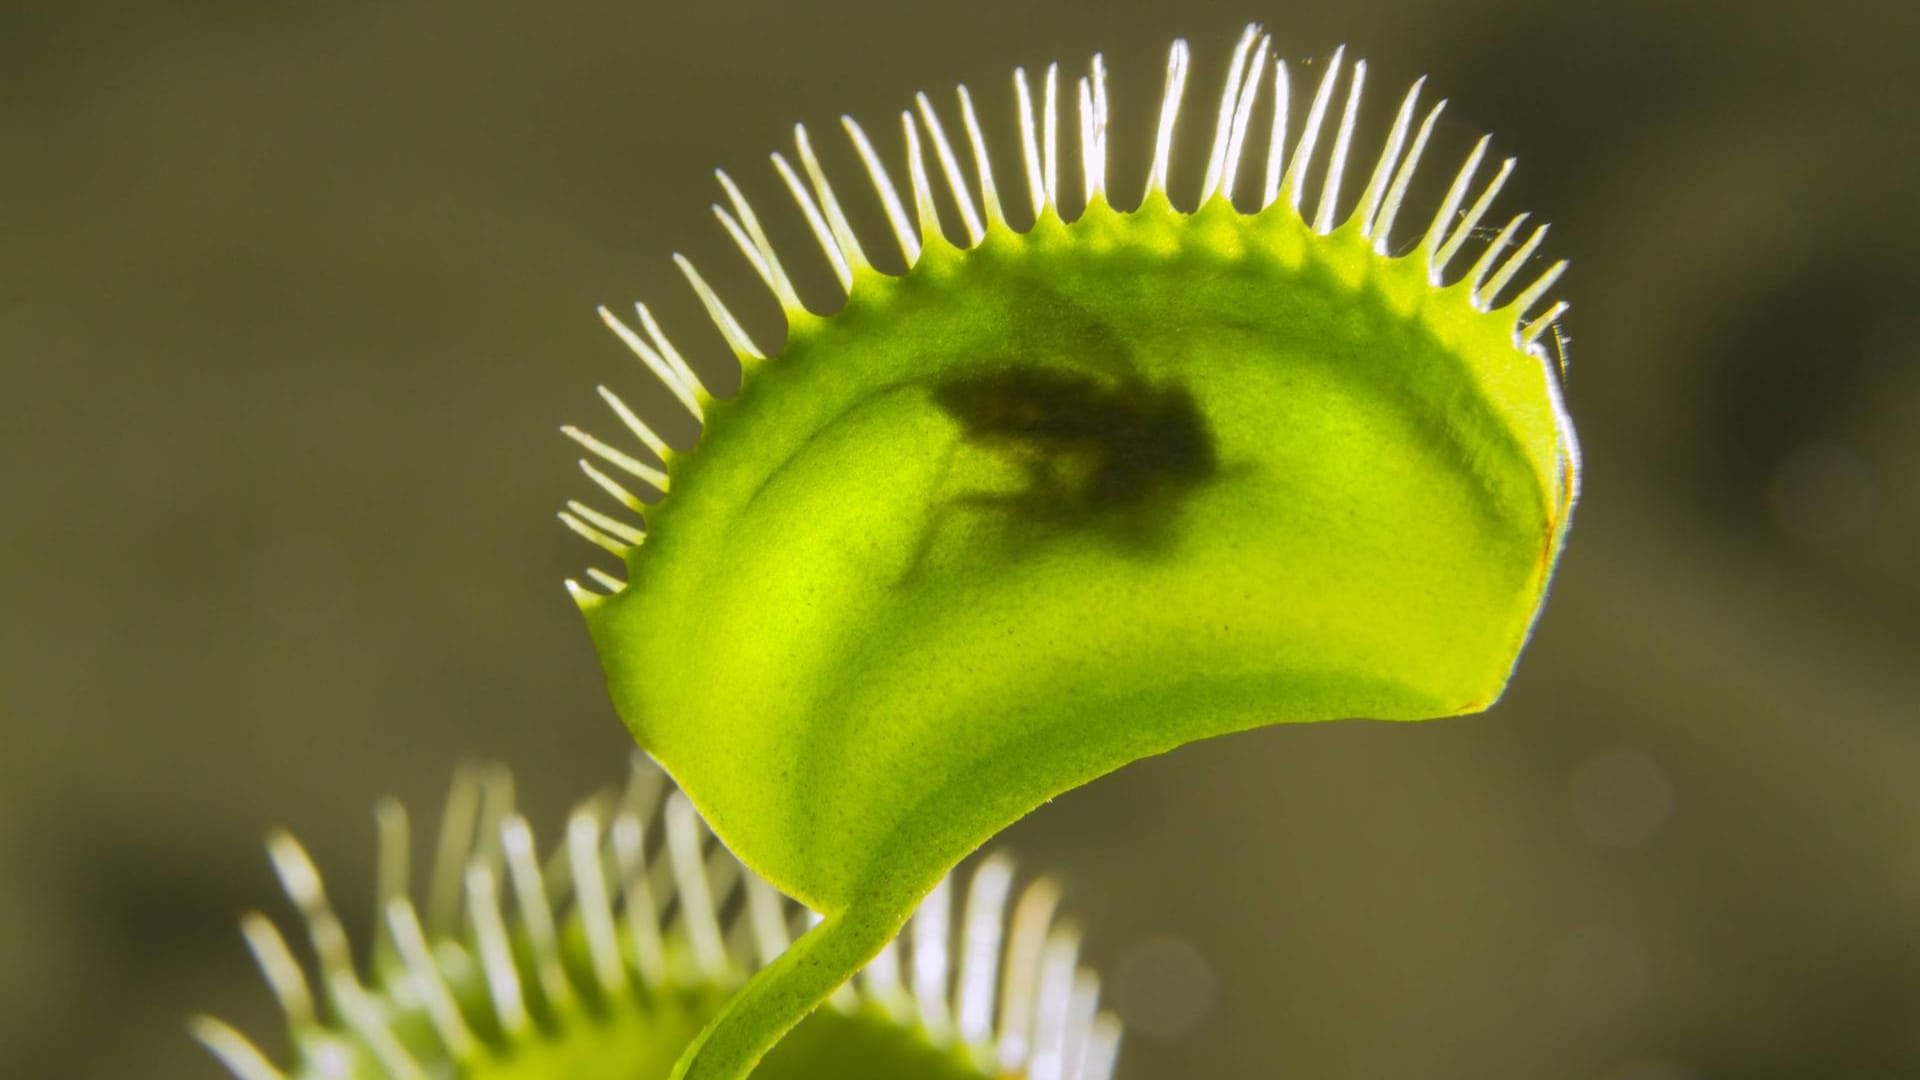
[{"x1": 5, "y1": 2, "x2": 1918, "y2": 1077}]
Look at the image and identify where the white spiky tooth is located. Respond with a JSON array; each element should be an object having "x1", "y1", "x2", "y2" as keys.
[
  {"x1": 1421, "y1": 135, "x2": 1491, "y2": 278},
  {"x1": 1199, "y1": 24, "x2": 1260, "y2": 205},
  {"x1": 915, "y1": 91, "x2": 986, "y2": 246},
  {"x1": 1465, "y1": 212, "x2": 1530, "y2": 305},
  {"x1": 473, "y1": 766, "x2": 516, "y2": 878},
  {"x1": 1082, "y1": 1012, "x2": 1124, "y2": 1080},
  {"x1": 567, "y1": 500, "x2": 646, "y2": 549},
  {"x1": 1316, "y1": 58, "x2": 1365, "y2": 235},
  {"x1": 545, "y1": 789, "x2": 613, "y2": 904},
  {"x1": 264, "y1": 831, "x2": 358, "y2": 992},
  {"x1": 794, "y1": 124, "x2": 873, "y2": 276},
  {"x1": 560, "y1": 507, "x2": 629, "y2": 557},
  {"x1": 956, "y1": 85, "x2": 1005, "y2": 230},
  {"x1": 191, "y1": 1016, "x2": 289, "y2": 1080},
  {"x1": 770, "y1": 151, "x2": 854, "y2": 293},
  {"x1": 598, "y1": 305, "x2": 704, "y2": 421},
  {"x1": 1261, "y1": 58, "x2": 1291, "y2": 209},
  {"x1": 714, "y1": 203, "x2": 798, "y2": 315},
  {"x1": 580, "y1": 458, "x2": 648, "y2": 517},
  {"x1": 704, "y1": 836, "x2": 751, "y2": 971},
  {"x1": 1061, "y1": 970, "x2": 1103, "y2": 1080},
  {"x1": 1042, "y1": 63, "x2": 1061, "y2": 213},
  {"x1": 633, "y1": 303, "x2": 709, "y2": 406},
  {"x1": 563, "y1": 423, "x2": 667, "y2": 493},
  {"x1": 1522, "y1": 299, "x2": 1571, "y2": 347},
  {"x1": 664, "y1": 792, "x2": 732, "y2": 981},
  {"x1": 863, "y1": 937, "x2": 911, "y2": 1016},
  {"x1": 1282, "y1": 45, "x2": 1345, "y2": 215},
  {"x1": 1088, "y1": 55, "x2": 1109, "y2": 206},
  {"x1": 1434, "y1": 156, "x2": 1515, "y2": 276},
  {"x1": 902, "y1": 111, "x2": 944, "y2": 246},
  {"x1": 1510, "y1": 259, "x2": 1570, "y2": 326},
  {"x1": 593, "y1": 383, "x2": 672, "y2": 464},
  {"x1": 386, "y1": 897, "x2": 480, "y2": 1059},
  {"x1": 996, "y1": 877, "x2": 1061, "y2": 1068},
  {"x1": 1480, "y1": 222, "x2": 1550, "y2": 307},
  {"x1": 462, "y1": 863, "x2": 529, "y2": 1034},
  {"x1": 610, "y1": 812, "x2": 669, "y2": 988},
  {"x1": 1028, "y1": 923, "x2": 1083, "y2": 1080},
  {"x1": 559, "y1": 510, "x2": 631, "y2": 557},
  {"x1": 912, "y1": 874, "x2": 956, "y2": 1039},
  {"x1": 1371, "y1": 98, "x2": 1447, "y2": 254},
  {"x1": 422, "y1": 764, "x2": 483, "y2": 934},
  {"x1": 597, "y1": 312, "x2": 698, "y2": 423},
  {"x1": 718, "y1": 891, "x2": 760, "y2": 968},
  {"x1": 715, "y1": 169, "x2": 806, "y2": 314},
  {"x1": 956, "y1": 854, "x2": 1015, "y2": 1046},
  {"x1": 1219, "y1": 34, "x2": 1270, "y2": 203},
  {"x1": 567, "y1": 811, "x2": 628, "y2": 996},
  {"x1": 1146, "y1": 39, "x2": 1190, "y2": 199},
  {"x1": 745, "y1": 874, "x2": 793, "y2": 969},
  {"x1": 673, "y1": 253, "x2": 765, "y2": 360},
  {"x1": 841, "y1": 115, "x2": 922, "y2": 266},
  {"x1": 1014, "y1": 68, "x2": 1046, "y2": 219},
  {"x1": 501, "y1": 814, "x2": 574, "y2": 1009},
  {"x1": 1356, "y1": 77, "x2": 1425, "y2": 238},
  {"x1": 370, "y1": 797, "x2": 408, "y2": 971},
  {"x1": 334, "y1": 979, "x2": 429, "y2": 1080},
  {"x1": 1077, "y1": 77, "x2": 1098, "y2": 206},
  {"x1": 584, "y1": 566, "x2": 627, "y2": 594},
  {"x1": 264, "y1": 831, "x2": 323, "y2": 913},
  {"x1": 238, "y1": 914, "x2": 315, "y2": 1029}
]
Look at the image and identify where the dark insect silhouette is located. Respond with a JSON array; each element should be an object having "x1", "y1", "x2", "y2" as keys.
[
  {"x1": 934, "y1": 367, "x2": 1217, "y2": 510},
  {"x1": 907, "y1": 365, "x2": 1219, "y2": 570}
]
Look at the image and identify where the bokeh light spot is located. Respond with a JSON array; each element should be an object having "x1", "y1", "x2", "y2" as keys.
[{"x1": 1112, "y1": 935, "x2": 1217, "y2": 1040}]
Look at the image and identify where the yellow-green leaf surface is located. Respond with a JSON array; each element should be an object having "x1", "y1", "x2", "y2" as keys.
[{"x1": 562, "y1": 28, "x2": 1578, "y2": 1078}]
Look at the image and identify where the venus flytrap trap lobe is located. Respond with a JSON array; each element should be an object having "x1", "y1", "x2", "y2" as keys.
[
  {"x1": 194, "y1": 758, "x2": 1120, "y2": 1080},
  {"x1": 565, "y1": 24, "x2": 1578, "y2": 1079}
]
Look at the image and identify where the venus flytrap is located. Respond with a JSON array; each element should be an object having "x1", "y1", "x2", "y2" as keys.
[
  {"x1": 562, "y1": 24, "x2": 1577, "y2": 1079},
  {"x1": 200, "y1": 23, "x2": 1579, "y2": 1080}
]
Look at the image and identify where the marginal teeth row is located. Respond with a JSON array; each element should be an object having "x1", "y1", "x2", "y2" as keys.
[
  {"x1": 561, "y1": 22, "x2": 1572, "y2": 595},
  {"x1": 195, "y1": 754, "x2": 1125, "y2": 1080}
]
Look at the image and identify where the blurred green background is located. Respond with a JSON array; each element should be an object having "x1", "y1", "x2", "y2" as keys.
[{"x1": 4, "y1": 1, "x2": 1918, "y2": 1077}]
